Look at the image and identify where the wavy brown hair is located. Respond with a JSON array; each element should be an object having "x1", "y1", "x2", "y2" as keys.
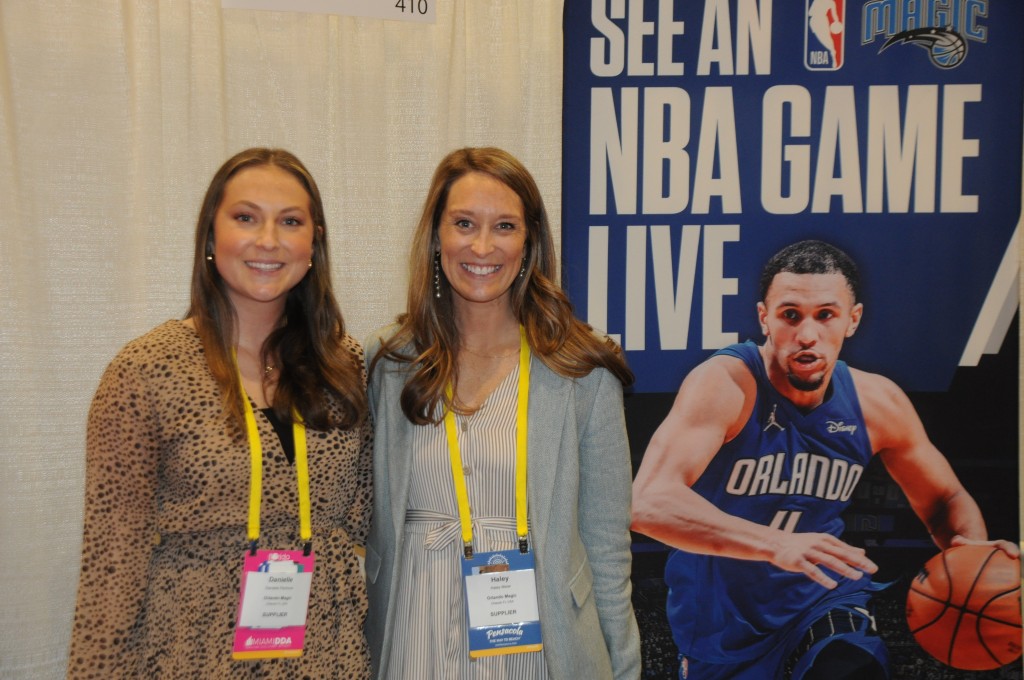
[
  {"x1": 370, "y1": 147, "x2": 632, "y2": 425},
  {"x1": 186, "y1": 148, "x2": 366, "y2": 431}
]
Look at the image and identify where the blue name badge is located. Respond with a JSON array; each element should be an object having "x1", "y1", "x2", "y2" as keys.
[{"x1": 461, "y1": 548, "x2": 543, "y2": 658}]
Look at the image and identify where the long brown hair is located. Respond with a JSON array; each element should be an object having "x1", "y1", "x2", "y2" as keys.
[
  {"x1": 186, "y1": 147, "x2": 366, "y2": 430},
  {"x1": 371, "y1": 147, "x2": 632, "y2": 425}
]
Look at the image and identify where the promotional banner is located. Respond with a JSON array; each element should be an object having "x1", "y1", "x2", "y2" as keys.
[{"x1": 563, "y1": 1, "x2": 1021, "y2": 677}]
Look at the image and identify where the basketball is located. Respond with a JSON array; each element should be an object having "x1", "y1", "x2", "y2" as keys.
[
  {"x1": 930, "y1": 34, "x2": 967, "y2": 69},
  {"x1": 906, "y1": 544, "x2": 1022, "y2": 670}
]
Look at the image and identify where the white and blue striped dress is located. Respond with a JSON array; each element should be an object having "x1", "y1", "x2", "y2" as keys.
[{"x1": 384, "y1": 361, "x2": 549, "y2": 679}]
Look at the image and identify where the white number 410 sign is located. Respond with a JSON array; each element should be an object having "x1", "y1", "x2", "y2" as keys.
[{"x1": 222, "y1": 0, "x2": 435, "y2": 24}]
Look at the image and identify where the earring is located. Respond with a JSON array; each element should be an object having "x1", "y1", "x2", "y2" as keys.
[
  {"x1": 433, "y1": 252, "x2": 441, "y2": 298},
  {"x1": 308, "y1": 260, "x2": 313, "y2": 269},
  {"x1": 206, "y1": 254, "x2": 214, "y2": 262},
  {"x1": 519, "y1": 258, "x2": 526, "y2": 279}
]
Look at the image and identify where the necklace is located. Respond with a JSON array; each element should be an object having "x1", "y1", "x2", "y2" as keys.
[
  {"x1": 460, "y1": 344, "x2": 519, "y2": 359},
  {"x1": 236, "y1": 344, "x2": 276, "y2": 376}
]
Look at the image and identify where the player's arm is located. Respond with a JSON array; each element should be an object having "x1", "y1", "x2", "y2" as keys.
[
  {"x1": 858, "y1": 370, "x2": 1018, "y2": 557},
  {"x1": 632, "y1": 356, "x2": 877, "y2": 589}
]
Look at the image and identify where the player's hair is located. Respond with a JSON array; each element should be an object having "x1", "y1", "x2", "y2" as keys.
[
  {"x1": 369, "y1": 146, "x2": 633, "y2": 425},
  {"x1": 187, "y1": 147, "x2": 366, "y2": 431},
  {"x1": 759, "y1": 240, "x2": 860, "y2": 302}
]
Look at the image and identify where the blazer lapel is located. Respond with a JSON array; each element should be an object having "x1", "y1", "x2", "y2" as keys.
[{"x1": 381, "y1": 365, "x2": 414, "y2": 539}]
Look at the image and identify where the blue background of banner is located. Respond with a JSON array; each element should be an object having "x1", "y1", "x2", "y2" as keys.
[{"x1": 562, "y1": 0, "x2": 1022, "y2": 394}]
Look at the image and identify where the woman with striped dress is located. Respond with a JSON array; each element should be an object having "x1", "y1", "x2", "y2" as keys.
[{"x1": 364, "y1": 147, "x2": 641, "y2": 679}]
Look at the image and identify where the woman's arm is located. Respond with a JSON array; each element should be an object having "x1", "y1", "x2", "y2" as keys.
[
  {"x1": 341, "y1": 337, "x2": 374, "y2": 546},
  {"x1": 67, "y1": 352, "x2": 161, "y2": 679}
]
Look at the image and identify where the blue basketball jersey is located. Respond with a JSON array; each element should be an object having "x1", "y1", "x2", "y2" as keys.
[{"x1": 664, "y1": 341, "x2": 875, "y2": 663}]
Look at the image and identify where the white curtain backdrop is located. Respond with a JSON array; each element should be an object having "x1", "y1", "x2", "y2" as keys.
[{"x1": 0, "y1": 1, "x2": 563, "y2": 676}]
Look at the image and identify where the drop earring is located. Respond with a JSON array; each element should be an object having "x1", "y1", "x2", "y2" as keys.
[
  {"x1": 519, "y1": 257, "x2": 526, "y2": 279},
  {"x1": 433, "y1": 251, "x2": 441, "y2": 298}
]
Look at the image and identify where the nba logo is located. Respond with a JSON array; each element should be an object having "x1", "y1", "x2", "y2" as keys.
[{"x1": 805, "y1": 0, "x2": 845, "y2": 70}]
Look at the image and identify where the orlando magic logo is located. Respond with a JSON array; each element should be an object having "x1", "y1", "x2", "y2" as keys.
[
  {"x1": 806, "y1": 0, "x2": 845, "y2": 71},
  {"x1": 862, "y1": 0, "x2": 987, "y2": 69},
  {"x1": 880, "y1": 27, "x2": 967, "y2": 69}
]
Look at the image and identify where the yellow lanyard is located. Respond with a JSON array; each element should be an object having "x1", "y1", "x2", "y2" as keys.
[
  {"x1": 235, "y1": 356, "x2": 312, "y2": 555},
  {"x1": 444, "y1": 326, "x2": 530, "y2": 559}
]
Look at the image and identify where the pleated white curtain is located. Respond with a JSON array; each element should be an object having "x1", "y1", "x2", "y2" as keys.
[{"x1": 0, "y1": 1, "x2": 564, "y2": 676}]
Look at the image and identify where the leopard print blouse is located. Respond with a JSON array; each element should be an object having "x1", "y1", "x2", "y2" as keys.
[{"x1": 67, "y1": 320, "x2": 372, "y2": 679}]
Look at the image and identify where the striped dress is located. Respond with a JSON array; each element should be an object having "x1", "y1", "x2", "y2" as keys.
[{"x1": 384, "y1": 361, "x2": 548, "y2": 679}]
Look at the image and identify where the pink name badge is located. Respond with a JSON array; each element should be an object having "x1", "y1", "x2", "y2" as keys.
[{"x1": 232, "y1": 549, "x2": 315, "y2": 660}]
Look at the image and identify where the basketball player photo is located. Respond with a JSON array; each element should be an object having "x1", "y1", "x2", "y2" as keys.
[{"x1": 631, "y1": 240, "x2": 1020, "y2": 680}]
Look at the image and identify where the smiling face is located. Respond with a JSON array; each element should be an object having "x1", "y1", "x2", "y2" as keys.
[
  {"x1": 212, "y1": 164, "x2": 315, "y2": 316},
  {"x1": 437, "y1": 171, "x2": 527, "y2": 319},
  {"x1": 758, "y1": 271, "x2": 862, "y2": 406}
]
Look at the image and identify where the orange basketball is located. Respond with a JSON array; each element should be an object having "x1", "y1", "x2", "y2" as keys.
[{"x1": 906, "y1": 544, "x2": 1022, "y2": 670}]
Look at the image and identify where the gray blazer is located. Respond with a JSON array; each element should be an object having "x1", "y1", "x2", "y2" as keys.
[{"x1": 363, "y1": 330, "x2": 641, "y2": 679}]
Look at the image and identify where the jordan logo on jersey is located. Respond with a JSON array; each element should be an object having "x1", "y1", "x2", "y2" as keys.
[{"x1": 763, "y1": 404, "x2": 785, "y2": 432}]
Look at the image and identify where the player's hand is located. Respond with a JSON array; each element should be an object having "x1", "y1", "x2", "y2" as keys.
[
  {"x1": 770, "y1": 531, "x2": 878, "y2": 590},
  {"x1": 950, "y1": 534, "x2": 1020, "y2": 558}
]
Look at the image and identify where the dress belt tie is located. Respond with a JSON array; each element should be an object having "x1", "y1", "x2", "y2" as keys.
[{"x1": 405, "y1": 509, "x2": 519, "y2": 551}]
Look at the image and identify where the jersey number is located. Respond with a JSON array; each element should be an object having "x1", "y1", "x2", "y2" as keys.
[{"x1": 770, "y1": 510, "x2": 804, "y2": 533}]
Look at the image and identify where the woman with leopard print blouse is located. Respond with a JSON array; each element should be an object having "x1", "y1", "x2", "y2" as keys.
[{"x1": 67, "y1": 148, "x2": 373, "y2": 679}]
